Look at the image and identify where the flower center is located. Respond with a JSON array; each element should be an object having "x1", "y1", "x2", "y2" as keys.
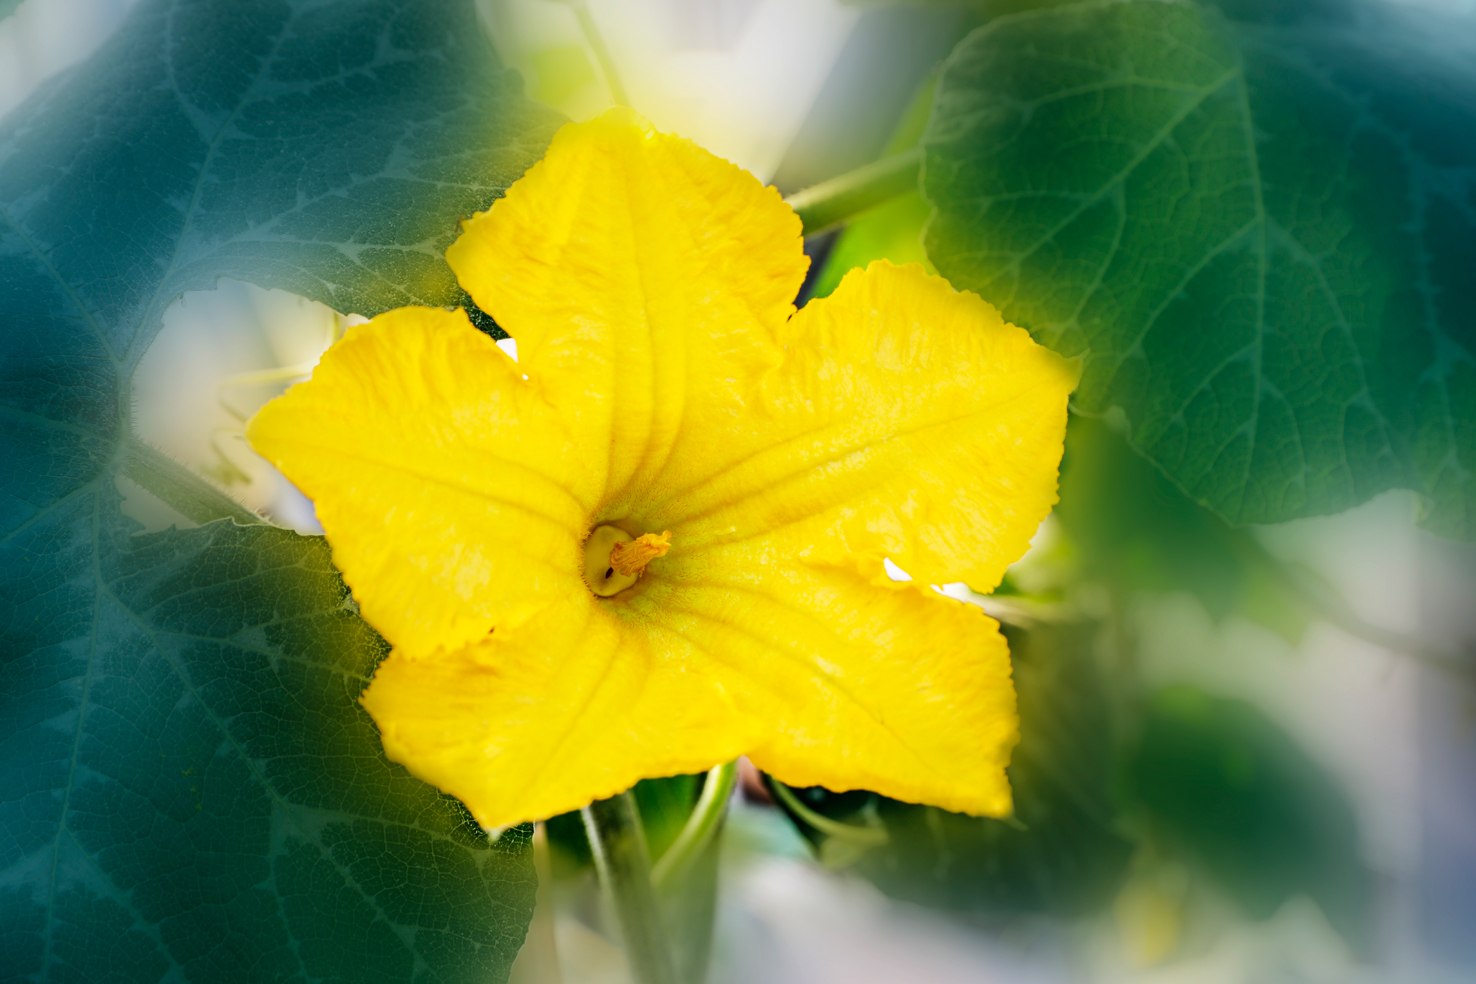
[{"x1": 583, "y1": 526, "x2": 671, "y2": 597}]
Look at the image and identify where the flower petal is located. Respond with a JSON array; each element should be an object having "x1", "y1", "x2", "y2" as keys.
[
  {"x1": 656, "y1": 260, "x2": 1081, "y2": 594},
  {"x1": 359, "y1": 599, "x2": 759, "y2": 828},
  {"x1": 247, "y1": 307, "x2": 592, "y2": 658},
  {"x1": 642, "y1": 550, "x2": 1018, "y2": 816},
  {"x1": 446, "y1": 108, "x2": 809, "y2": 508}
]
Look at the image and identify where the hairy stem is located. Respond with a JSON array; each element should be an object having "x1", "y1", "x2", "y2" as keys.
[
  {"x1": 784, "y1": 147, "x2": 923, "y2": 236},
  {"x1": 582, "y1": 793, "x2": 677, "y2": 984},
  {"x1": 122, "y1": 436, "x2": 264, "y2": 527},
  {"x1": 650, "y1": 761, "x2": 737, "y2": 891}
]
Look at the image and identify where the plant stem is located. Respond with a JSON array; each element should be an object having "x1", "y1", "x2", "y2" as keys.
[
  {"x1": 569, "y1": 0, "x2": 630, "y2": 107},
  {"x1": 581, "y1": 792, "x2": 677, "y2": 984},
  {"x1": 768, "y1": 779, "x2": 888, "y2": 847},
  {"x1": 122, "y1": 436, "x2": 264, "y2": 527},
  {"x1": 1269, "y1": 553, "x2": 1472, "y2": 676},
  {"x1": 784, "y1": 147, "x2": 923, "y2": 236},
  {"x1": 650, "y1": 761, "x2": 737, "y2": 891}
]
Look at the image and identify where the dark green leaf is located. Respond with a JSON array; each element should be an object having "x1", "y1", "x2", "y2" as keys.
[
  {"x1": 772, "y1": 621, "x2": 1133, "y2": 917},
  {"x1": 923, "y1": 0, "x2": 1476, "y2": 536},
  {"x1": 1127, "y1": 686, "x2": 1369, "y2": 942},
  {"x1": 2, "y1": 505, "x2": 537, "y2": 982},
  {"x1": 1057, "y1": 415, "x2": 1309, "y2": 642},
  {"x1": 1, "y1": 0, "x2": 561, "y2": 979}
]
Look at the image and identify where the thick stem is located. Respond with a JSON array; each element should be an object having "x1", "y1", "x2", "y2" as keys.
[
  {"x1": 569, "y1": 0, "x2": 630, "y2": 107},
  {"x1": 784, "y1": 147, "x2": 923, "y2": 236},
  {"x1": 582, "y1": 793, "x2": 677, "y2": 984},
  {"x1": 123, "y1": 436, "x2": 264, "y2": 527},
  {"x1": 650, "y1": 761, "x2": 737, "y2": 891}
]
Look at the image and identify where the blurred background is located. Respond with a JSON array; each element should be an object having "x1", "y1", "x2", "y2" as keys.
[{"x1": 5, "y1": 0, "x2": 1473, "y2": 981}]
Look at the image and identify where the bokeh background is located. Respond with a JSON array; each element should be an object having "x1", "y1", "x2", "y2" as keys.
[{"x1": 5, "y1": 1, "x2": 1474, "y2": 981}]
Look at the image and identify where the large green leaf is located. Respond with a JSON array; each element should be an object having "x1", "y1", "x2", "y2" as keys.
[
  {"x1": 0, "y1": 0, "x2": 561, "y2": 979},
  {"x1": 923, "y1": 0, "x2": 1476, "y2": 536},
  {"x1": 1057, "y1": 415, "x2": 1309, "y2": 643}
]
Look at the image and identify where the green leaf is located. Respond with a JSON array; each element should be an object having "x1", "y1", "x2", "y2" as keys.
[
  {"x1": 772, "y1": 621, "x2": 1133, "y2": 917},
  {"x1": 0, "y1": 0, "x2": 561, "y2": 979},
  {"x1": 3, "y1": 504, "x2": 537, "y2": 982},
  {"x1": 1057, "y1": 415, "x2": 1309, "y2": 643},
  {"x1": 923, "y1": 0, "x2": 1476, "y2": 536},
  {"x1": 0, "y1": 0, "x2": 23, "y2": 23},
  {"x1": 1127, "y1": 686, "x2": 1369, "y2": 942}
]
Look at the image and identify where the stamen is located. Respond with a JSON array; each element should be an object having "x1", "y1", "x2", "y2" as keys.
[{"x1": 609, "y1": 531, "x2": 671, "y2": 577}]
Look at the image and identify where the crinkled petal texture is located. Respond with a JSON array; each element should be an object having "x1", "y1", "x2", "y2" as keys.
[{"x1": 249, "y1": 109, "x2": 1079, "y2": 828}]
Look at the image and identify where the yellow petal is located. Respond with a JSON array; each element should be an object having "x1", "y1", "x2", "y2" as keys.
[
  {"x1": 247, "y1": 306, "x2": 592, "y2": 658},
  {"x1": 640, "y1": 550, "x2": 1020, "y2": 816},
  {"x1": 360, "y1": 599, "x2": 760, "y2": 828},
  {"x1": 657, "y1": 260, "x2": 1081, "y2": 594},
  {"x1": 445, "y1": 107, "x2": 809, "y2": 505},
  {"x1": 251, "y1": 111, "x2": 1075, "y2": 826}
]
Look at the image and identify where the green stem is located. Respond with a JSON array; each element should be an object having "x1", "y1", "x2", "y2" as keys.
[
  {"x1": 784, "y1": 147, "x2": 923, "y2": 236},
  {"x1": 581, "y1": 792, "x2": 677, "y2": 984},
  {"x1": 569, "y1": 0, "x2": 630, "y2": 107},
  {"x1": 122, "y1": 436, "x2": 264, "y2": 527},
  {"x1": 1265, "y1": 551, "x2": 1472, "y2": 675},
  {"x1": 650, "y1": 761, "x2": 737, "y2": 891},
  {"x1": 768, "y1": 779, "x2": 887, "y2": 847}
]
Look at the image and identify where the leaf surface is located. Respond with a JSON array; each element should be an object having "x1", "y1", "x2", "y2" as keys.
[
  {"x1": 923, "y1": 0, "x2": 1476, "y2": 535},
  {"x1": 0, "y1": 0, "x2": 561, "y2": 979}
]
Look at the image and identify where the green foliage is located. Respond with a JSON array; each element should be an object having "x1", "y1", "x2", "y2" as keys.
[
  {"x1": 1127, "y1": 686, "x2": 1369, "y2": 941},
  {"x1": 1057, "y1": 416, "x2": 1309, "y2": 643},
  {"x1": 0, "y1": 0, "x2": 22, "y2": 23},
  {"x1": 773, "y1": 621, "x2": 1133, "y2": 916},
  {"x1": 0, "y1": 0, "x2": 561, "y2": 979},
  {"x1": 923, "y1": 0, "x2": 1476, "y2": 536}
]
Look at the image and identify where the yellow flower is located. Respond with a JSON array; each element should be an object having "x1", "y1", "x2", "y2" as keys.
[{"x1": 247, "y1": 109, "x2": 1079, "y2": 830}]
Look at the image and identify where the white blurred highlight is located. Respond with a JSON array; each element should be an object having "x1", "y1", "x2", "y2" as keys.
[{"x1": 480, "y1": 0, "x2": 859, "y2": 181}]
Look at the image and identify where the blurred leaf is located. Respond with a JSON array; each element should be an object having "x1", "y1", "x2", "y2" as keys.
[
  {"x1": 0, "y1": 0, "x2": 21, "y2": 23},
  {"x1": 1057, "y1": 415, "x2": 1309, "y2": 643},
  {"x1": 923, "y1": 0, "x2": 1476, "y2": 537},
  {"x1": 0, "y1": 0, "x2": 560, "y2": 979},
  {"x1": 773, "y1": 621, "x2": 1133, "y2": 917},
  {"x1": 1127, "y1": 686, "x2": 1369, "y2": 942}
]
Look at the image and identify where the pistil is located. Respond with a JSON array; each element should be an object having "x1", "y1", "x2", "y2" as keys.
[{"x1": 583, "y1": 526, "x2": 671, "y2": 597}]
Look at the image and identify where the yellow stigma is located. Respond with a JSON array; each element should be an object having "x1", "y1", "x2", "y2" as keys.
[
  {"x1": 583, "y1": 527, "x2": 671, "y2": 597},
  {"x1": 611, "y1": 531, "x2": 671, "y2": 576}
]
